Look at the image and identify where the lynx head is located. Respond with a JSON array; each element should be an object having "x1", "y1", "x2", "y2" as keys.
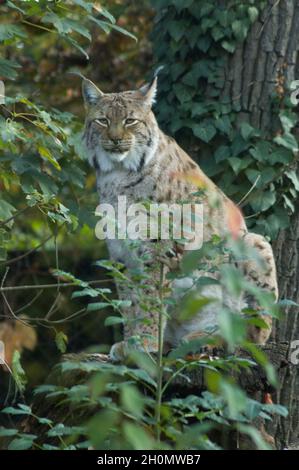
[{"x1": 82, "y1": 76, "x2": 159, "y2": 172}]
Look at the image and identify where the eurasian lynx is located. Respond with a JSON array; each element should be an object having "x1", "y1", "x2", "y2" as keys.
[{"x1": 82, "y1": 75, "x2": 278, "y2": 361}]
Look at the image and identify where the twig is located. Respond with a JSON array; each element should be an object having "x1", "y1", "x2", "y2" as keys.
[
  {"x1": 238, "y1": 175, "x2": 261, "y2": 207},
  {"x1": 1, "y1": 268, "x2": 32, "y2": 327},
  {"x1": 0, "y1": 233, "x2": 54, "y2": 267},
  {"x1": 0, "y1": 279, "x2": 111, "y2": 292},
  {"x1": 0, "y1": 207, "x2": 30, "y2": 228}
]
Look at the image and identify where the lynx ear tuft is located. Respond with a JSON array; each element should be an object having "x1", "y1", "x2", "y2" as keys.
[
  {"x1": 139, "y1": 76, "x2": 158, "y2": 107},
  {"x1": 82, "y1": 79, "x2": 104, "y2": 106},
  {"x1": 139, "y1": 66, "x2": 164, "y2": 107}
]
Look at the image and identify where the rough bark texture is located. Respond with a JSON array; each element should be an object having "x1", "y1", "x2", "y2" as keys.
[
  {"x1": 221, "y1": 0, "x2": 299, "y2": 448},
  {"x1": 221, "y1": 0, "x2": 299, "y2": 132},
  {"x1": 273, "y1": 215, "x2": 299, "y2": 448}
]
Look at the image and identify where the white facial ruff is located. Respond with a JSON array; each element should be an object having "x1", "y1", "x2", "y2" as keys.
[{"x1": 91, "y1": 134, "x2": 159, "y2": 173}]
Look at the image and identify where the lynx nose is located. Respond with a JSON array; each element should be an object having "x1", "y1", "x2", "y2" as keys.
[{"x1": 111, "y1": 138, "x2": 121, "y2": 145}]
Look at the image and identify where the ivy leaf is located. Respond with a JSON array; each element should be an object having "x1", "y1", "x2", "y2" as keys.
[
  {"x1": 168, "y1": 20, "x2": 186, "y2": 42},
  {"x1": 232, "y1": 20, "x2": 248, "y2": 41},
  {"x1": 240, "y1": 122, "x2": 256, "y2": 141},
  {"x1": 274, "y1": 133, "x2": 298, "y2": 152},
  {"x1": 248, "y1": 7, "x2": 259, "y2": 24},
  {"x1": 192, "y1": 123, "x2": 216, "y2": 142},
  {"x1": 221, "y1": 40, "x2": 236, "y2": 53},
  {"x1": 214, "y1": 145, "x2": 230, "y2": 163},
  {"x1": 249, "y1": 190, "x2": 276, "y2": 212},
  {"x1": 285, "y1": 170, "x2": 299, "y2": 191}
]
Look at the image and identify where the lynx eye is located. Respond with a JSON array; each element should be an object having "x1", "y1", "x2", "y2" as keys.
[
  {"x1": 124, "y1": 118, "x2": 138, "y2": 126},
  {"x1": 95, "y1": 118, "x2": 109, "y2": 127}
]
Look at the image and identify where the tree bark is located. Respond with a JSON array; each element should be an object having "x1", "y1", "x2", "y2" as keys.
[
  {"x1": 272, "y1": 214, "x2": 299, "y2": 448},
  {"x1": 221, "y1": 0, "x2": 299, "y2": 448}
]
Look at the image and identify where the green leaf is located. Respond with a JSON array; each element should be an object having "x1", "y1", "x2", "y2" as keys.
[
  {"x1": 42, "y1": 13, "x2": 91, "y2": 40},
  {"x1": 214, "y1": 145, "x2": 230, "y2": 163},
  {"x1": 192, "y1": 123, "x2": 216, "y2": 142},
  {"x1": 8, "y1": 436, "x2": 36, "y2": 450},
  {"x1": 191, "y1": 103, "x2": 207, "y2": 117},
  {"x1": 0, "y1": 428, "x2": 18, "y2": 437},
  {"x1": 168, "y1": 20, "x2": 186, "y2": 42},
  {"x1": 262, "y1": 403, "x2": 288, "y2": 418},
  {"x1": 178, "y1": 295, "x2": 215, "y2": 321},
  {"x1": 90, "y1": 17, "x2": 137, "y2": 41},
  {"x1": 87, "y1": 302, "x2": 110, "y2": 311},
  {"x1": 2, "y1": 405, "x2": 31, "y2": 416},
  {"x1": 0, "y1": 58, "x2": 21, "y2": 79},
  {"x1": 220, "y1": 380, "x2": 247, "y2": 419},
  {"x1": 285, "y1": 170, "x2": 299, "y2": 191},
  {"x1": 0, "y1": 24, "x2": 26, "y2": 42},
  {"x1": 221, "y1": 40, "x2": 236, "y2": 53},
  {"x1": 0, "y1": 199, "x2": 16, "y2": 221},
  {"x1": 121, "y1": 385, "x2": 145, "y2": 418},
  {"x1": 218, "y1": 309, "x2": 246, "y2": 350},
  {"x1": 104, "y1": 316, "x2": 124, "y2": 326},
  {"x1": 55, "y1": 331, "x2": 68, "y2": 354},
  {"x1": 274, "y1": 133, "x2": 298, "y2": 152},
  {"x1": 240, "y1": 122, "x2": 256, "y2": 141},
  {"x1": 232, "y1": 20, "x2": 248, "y2": 41},
  {"x1": 173, "y1": 83, "x2": 193, "y2": 104},
  {"x1": 123, "y1": 422, "x2": 154, "y2": 450},
  {"x1": 249, "y1": 190, "x2": 276, "y2": 212},
  {"x1": 229, "y1": 156, "x2": 251, "y2": 174},
  {"x1": 248, "y1": 7, "x2": 259, "y2": 24},
  {"x1": 72, "y1": 0, "x2": 94, "y2": 13},
  {"x1": 12, "y1": 351, "x2": 27, "y2": 393},
  {"x1": 237, "y1": 424, "x2": 271, "y2": 450}
]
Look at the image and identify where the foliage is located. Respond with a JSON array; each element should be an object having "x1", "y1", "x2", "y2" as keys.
[
  {"x1": 151, "y1": 0, "x2": 299, "y2": 238},
  {"x1": 0, "y1": 236, "x2": 288, "y2": 449}
]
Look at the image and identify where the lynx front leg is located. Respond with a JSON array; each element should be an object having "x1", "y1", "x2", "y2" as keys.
[
  {"x1": 107, "y1": 240, "x2": 171, "y2": 362},
  {"x1": 241, "y1": 232, "x2": 278, "y2": 344}
]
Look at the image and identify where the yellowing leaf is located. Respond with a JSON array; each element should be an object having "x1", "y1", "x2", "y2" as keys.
[{"x1": 38, "y1": 146, "x2": 61, "y2": 170}]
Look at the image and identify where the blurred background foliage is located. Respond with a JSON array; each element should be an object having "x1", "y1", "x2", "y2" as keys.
[{"x1": 0, "y1": 0, "x2": 154, "y2": 395}]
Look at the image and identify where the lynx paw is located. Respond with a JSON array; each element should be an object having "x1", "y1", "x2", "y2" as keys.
[{"x1": 109, "y1": 339, "x2": 159, "y2": 362}]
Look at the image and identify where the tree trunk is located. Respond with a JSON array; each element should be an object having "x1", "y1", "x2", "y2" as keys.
[
  {"x1": 273, "y1": 214, "x2": 299, "y2": 449},
  {"x1": 219, "y1": 0, "x2": 299, "y2": 448}
]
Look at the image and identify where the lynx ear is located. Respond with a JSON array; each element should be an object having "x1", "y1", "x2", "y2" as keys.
[
  {"x1": 82, "y1": 78, "x2": 104, "y2": 106},
  {"x1": 139, "y1": 76, "x2": 158, "y2": 107}
]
